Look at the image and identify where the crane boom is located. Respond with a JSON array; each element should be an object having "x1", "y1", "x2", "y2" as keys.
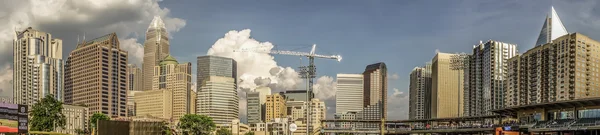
[{"x1": 234, "y1": 44, "x2": 342, "y2": 61}]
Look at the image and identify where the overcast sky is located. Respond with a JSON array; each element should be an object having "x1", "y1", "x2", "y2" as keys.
[{"x1": 2, "y1": 0, "x2": 600, "y2": 120}]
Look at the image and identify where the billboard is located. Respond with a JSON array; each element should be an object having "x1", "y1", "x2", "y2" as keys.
[{"x1": 0, "y1": 103, "x2": 28, "y2": 133}]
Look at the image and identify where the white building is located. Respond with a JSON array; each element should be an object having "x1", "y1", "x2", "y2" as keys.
[
  {"x1": 335, "y1": 74, "x2": 364, "y2": 114},
  {"x1": 13, "y1": 27, "x2": 63, "y2": 105},
  {"x1": 56, "y1": 105, "x2": 89, "y2": 135},
  {"x1": 197, "y1": 76, "x2": 238, "y2": 125}
]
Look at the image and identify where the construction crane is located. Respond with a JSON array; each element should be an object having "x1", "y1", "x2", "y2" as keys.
[{"x1": 234, "y1": 44, "x2": 341, "y2": 135}]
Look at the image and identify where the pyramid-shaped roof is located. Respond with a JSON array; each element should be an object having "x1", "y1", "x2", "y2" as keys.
[
  {"x1": 160, "y1": 55, "x2": 178, "y2": 65},
  {"x1": 535, "y1": 6, "x2": 568, "y2": 46}
]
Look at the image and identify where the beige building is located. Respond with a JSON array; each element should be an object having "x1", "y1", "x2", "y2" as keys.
[
  {"x1": 143, "y1": 16, "x2": 170, "y2": 91},
  {"x1": 431, "y1": 52, "x2": 464, "y2": 118},
  {"x1": 197, "y1": 76, "x2": 238, "y2": 125},
  {"x1": 127, "y1": 64, "x2": 143, "y2": 91},
  {"x1": 152, "y1": 55, "x2": 193, "y2": 119},
  {"x1": 56, "y1": 105, "x2": 89, "y2": 135},
  {"x1": 135, "y1": 89, "x2": 173, "y2": 119},
  {"x1": 266, "y1": 93, "x2": 286, "y2": 122},
  {"x1": 64, "y1": 33, "x2": 128, "y2": 118},
  {"x1": 506, "y1": 33, "x2": 600, "y2": 106},
  {"x1": 127, "y1": 91, "x2": 142, "y2": 117},
  {"x1": 13, "y1": 27, "x2": 63, "y2": 106},
  {"x1": 335, "y1": 74, "x2": 363, "y2": 114},
  {"x1": 362, "y1": 62, "x2": 387, "y2": 129}
]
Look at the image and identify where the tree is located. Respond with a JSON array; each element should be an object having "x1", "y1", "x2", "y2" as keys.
[
  {"x1": 74, "y1": 128, "x2": 88, "y2": 135},
  {"x1": 161, "y1": 121, "x2": 172, "y2": 135},
  {"x1": 30, "y1": 94, "x2": 66, "y2": 131},
  {"x1": 178, "y1": 114, "x2": 216, "y2": 135},
  {"x1": 89, "y1": 113, "x2": 110, "y2": 132},
  {"x1": 216, "y1": 128, "x2": 232, "y2": 135},
  {"x1": 244, "y1": 131, "x2": 255, "y2": 135}
]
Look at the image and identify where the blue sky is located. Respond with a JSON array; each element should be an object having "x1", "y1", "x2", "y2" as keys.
[{"x1": 3, "y1": 0, "x2": 600, "y2": 120}]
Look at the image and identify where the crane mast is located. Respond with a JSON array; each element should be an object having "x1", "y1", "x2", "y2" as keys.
[{"x1": 234, "y1": 44, "x2": 341, "y2": 135}]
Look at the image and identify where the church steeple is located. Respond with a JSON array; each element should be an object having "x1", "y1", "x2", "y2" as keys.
[{"x1": 535, "y1": 6, "x2": 569, "y2": 47}]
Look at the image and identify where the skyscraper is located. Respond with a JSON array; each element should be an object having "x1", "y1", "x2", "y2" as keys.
[
  {"x1": 152, "y1": 55, "x2": 193, "y2": 118},
  {"x1": 431, "y1": 53, "x2": 463, "y2": 118},
  {"x1": 13, "y1": 27, "x2": 63, "y2": 105},
  {"x1": 409, "y1": 67, "x2": 430, "y2": 120},
  {"x1": 64, "y1": 33, "x2": 128, "y2": 117},
  {"x1": 247, "y1": 92, "x2": 262, "y2": 124},
  {"x1": 197, "y1": 76, "x2": 238, "y2": 125},
  {"x1": 143, "y1": 16, "x2": 170, "y2": 91},
  {"x1": 196, "y1": 55, "x2": 237, "y2": 90},
  {"x1": 127, "y1": 64, "x2": 142, "y2": 91},
  {"x1": 506, "y1": 33, "x2": 600, "y2": 107},
  {"x1": 336, "y1": 74, "x2": 364, "y2": 114},
  {"x1": 362, "y1": 62, "x2": 387, "y2": 126},
  {"x1": 464, "y1": 40, "x2": 517, "y2": 116},
  {"x1": 535, "y1": 6, "x2": 569, "y2": 47}
]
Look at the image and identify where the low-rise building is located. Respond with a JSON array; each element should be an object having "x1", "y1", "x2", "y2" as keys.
[
  {"x1": 135, "y1": 89, "x2": 173, "y2": 120},
  {"x1": 56, "y1": 105, "x2": 89, "y2": 135}
]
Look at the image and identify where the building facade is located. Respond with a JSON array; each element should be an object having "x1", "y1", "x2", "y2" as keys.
[
  {"x1": 197, "y1": 76, "x2": 238, "y2": 125},
  {"x1": 247, "y1": 91, "x2": 262, "y2": 124},
  {"x1": 506, "y1": 33, "x2": 600, "y2": 107},
  {"x1": 336, "y1": 74, "x2": 364, "y2": 114},
  {"x1": 431, "y1": 52, "x2": 463, "y2": 118},
  {"x1": 135, "y1": 89, "x2": 173, "y2": 120},
  {"x1": 464, "y1": 40, "x2": 518, "y2": 116},
  {"x1": 143, "y1": 16, "x2": 170, "y2": 91},
  {"x1": 197, "y1": 55, "x2": 237, "y2": 91},
  {"x1": 409, "y1": 67, "x2": 430, "y2": 120},
  {"x1": 13, "y1": 27, "x2": 63, "y2": 105},
  {"x1": 152, "y1": 55, "x2": 193, "y2": 119},
  {"x1": 64, "y1": 33, "x2": 128, "y2": 117},
  {"x1": 362, "y1": 63, "x2": 387, "y2": 122},
  {"x1": 127, "y1": 64, "x2": 142, "y2": 91},
  {"x1": 56, "y1": 105, "x2": 89, "y2": 135},
  {"x1": 127, "y1": 91, "x2": 141, "y2": 117},
  {"x1": 265, "y1": 93, "x2": 286, "y2": 122},
  {"x1": 282, "y1": 90, "x2": 308, "y2": 102}
]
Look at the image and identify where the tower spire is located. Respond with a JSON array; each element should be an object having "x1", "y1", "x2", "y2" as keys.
[{"x1": 535, "y1": 6, "x2": 568, "y2": 47}]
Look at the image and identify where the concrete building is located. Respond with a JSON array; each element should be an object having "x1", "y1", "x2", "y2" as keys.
[
  {"x1": 127, "y1": 64, "x2": 142, "y2": 91},
  {"x1": 431, "y1": 52, "x2": 463, "y2": 118},
  {"x1": 135, "y1": 89, "x2": 173, "y2": 119},
  {"x1": 13, "y1": 27, "x2": 63, "y2": 106},
  {"x1": 127, "y1": 91, "x2": 142, "y2": 117},
  {"x1": 336, "y1": 74, "x2": 364, "y2": 114},
  {"x1": 464, "y1": 40, "x2": 518, "y2": 116},
  {"x1": 196, "y1": 55, "x2": 237, "y2": 91},
  {"x1": 409, "y1": 66, "x2": 431, "y2": 120},
  {"x1": 506, "y1": 33, "x2": 600, "y2": 106},
  {"x1": 152, "y1": 55, "x2": 193, "y2": 119},
  {"x1": 266, "y1": 93, "x2": 286, "y2": 122},
  {"x1": 247, "y1": 91, "x2": 262, "y2": 124},
  {"x1": 362, "y1": 62, "x2": 387, "y2": 125},
  {"x1": 64, "y1": 33, "x2": 128, "y2": 118},
  {"x1": 142, "y1": 16, "x2": 170, "y2": 91},
  {"x1": 56, "y1": 105, "x2": 89, "y2": 135},
  {"x1": 197, "y1": 76, "x2": 238, "y2": 125},
  {"x1": 334, "y1": 111, "x2": 358, "y2": 128},
  {"x1": 307, "y1": 99, "x2": 326, "y2": 133}
]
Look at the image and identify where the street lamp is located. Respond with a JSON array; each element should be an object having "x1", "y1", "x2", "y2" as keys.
[{"x1": 449, "y1": 53, "x2": 468, "y2": 117}]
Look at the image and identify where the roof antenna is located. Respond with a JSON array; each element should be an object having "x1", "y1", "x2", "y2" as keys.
[
  {"x1": 77, "y1": 34, "x2": 80, "y2": 44},
  {"x1": 83, "y1": 32, "x2": 86, "y2": 42}
]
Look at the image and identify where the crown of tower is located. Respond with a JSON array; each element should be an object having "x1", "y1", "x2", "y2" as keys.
[
  {"x1": 535, "y1": 6, "x2": 568, "y2": 47},
  {"x1": 148, "y1": 16, "x2": 166, "y2": 30}
]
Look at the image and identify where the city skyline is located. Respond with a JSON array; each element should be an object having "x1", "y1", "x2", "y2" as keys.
[{"x1": 3, "y1": 0, "x2": 600, "y2": 120}]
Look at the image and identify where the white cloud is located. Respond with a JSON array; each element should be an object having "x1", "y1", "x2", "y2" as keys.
[
  {"x1": 0, "y1": 65, "x2": 12, "y2": 98},
  {"x1": 388, "y1": 88, "x2": 409, "y2": 120},
  {"x1": 389, "y1": 73, "x2": 399, "y2": 80},
  {"x1": 119, "y1": 38, "x2": 144, "y2": 66},
  {"x1": 313, "y1": 76, "x2": 336, "y2": 100},
  {"x1": 392, "y1": 88, "x2": 408, "y2": 98},
  {"x1": 0, "y1": 0, "x2": 186, "y2": 97}
]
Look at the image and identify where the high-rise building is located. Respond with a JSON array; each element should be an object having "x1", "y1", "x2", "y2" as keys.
[
  {"x1": 506, "y1": 33, "x2": 600, "y2": 107},
  {"x1": 431, "y1": 52, "x2": 463, "y2": 118},
  {"x1": 336, "y1": 74, "x2": 364, "y2": 114},
  {"x1": 13, "y1": 27, "x2": 63, "y2": 105},
  {"x1": 64, "y1": 33, "x2": 128, "y2": 117},
  {"x1": 127, "y1": 91, "x2": 141, "y2": 117},
  {"x1": 464, "y1": 40, "x2": 518, "y2": 116},
  {"x1": 535, "y1": 6, "x2": 569, "y2": 47},
  {"x1": 307, "y1": 99, "x2": 326, "y2": 133},
  {"x1": 197, "y1": 55, "x2": 237, "y2": 91},
  {"x1": 247, "y1": 92, "x2": 262, "y2": 124},
  {"x1": 362, "y1": 63, "x2": 387, "y2": 120},
  {"x1": 265, "y1": 93, "x2": 286, "y2": 122},
  {"x1": 409, "y1": 66, "x2": 430, "y2": 120},
  {"x1": 152, "y1": 55, "x2": 193, "y2": 118},
  {"x1": 197, "y1": 76, "x2": 238, "y2": 125},
  {"x1": 135, "y1": 89, "x2": 173, "y2": 119},
  {"x1": 143, "y1": 16, "x2": 170, "y2": 91},
  {"x1": 127, "y1": 64, "x2": 142, "y2": 91}
]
